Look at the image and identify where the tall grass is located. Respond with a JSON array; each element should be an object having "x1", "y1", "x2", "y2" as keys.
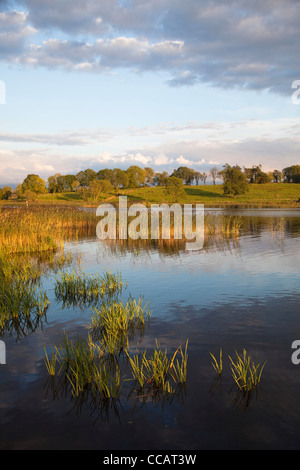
[
  {"x1": 0, "y1": 251, "x2": 50, "y2": 338},
  {"x1": 0, "y1": 206, "x2": 97, "y2": 254}
]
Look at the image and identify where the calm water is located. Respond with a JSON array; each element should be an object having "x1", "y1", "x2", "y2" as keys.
[{"x1": 1, "y1": 208, "x2": 300, "y2": 450}]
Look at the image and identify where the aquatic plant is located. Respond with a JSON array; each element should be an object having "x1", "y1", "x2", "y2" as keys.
[
  {"x1": 228, "y1": 349, "x2": 266, "y2": 392},
  {"x1": 209, "y1": 348, "x2": 223, "y2": 376},
  {"x1": 90, "y1": 296, "x2": 150, "y2": 354},
  {"x1": 0, "y1": 206, "x2": 97, "y2": 254},
  {"x1": 54, "y1": 269, "x2": 125, "y2": 307},
  {"x1": 45, "y1": 332, "x2": 123, "y2": 399},
  {"x1": 126, "y1": 339, "x2": 189, "y2": 394}
]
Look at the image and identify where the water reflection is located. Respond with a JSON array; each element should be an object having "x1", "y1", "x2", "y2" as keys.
[{"x1": 1, "y1": 209, "x2": 300, "y2": 448}]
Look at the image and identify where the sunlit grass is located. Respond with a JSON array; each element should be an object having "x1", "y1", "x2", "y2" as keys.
[
  {"x1": 54, "y1": 269, "x2": 125, "y2": 307},
  {"x1": 126, "y1": 339, "x2": 189, "y2": 394},
  {"x1": 209, "y1": 348, "x2": 223, "y2": 376},
  {"x1": 229, "y1": 349, "x2": 266, "y2": 392},
  {"x1": 0, "y1": 206, "x2": 97, "y2": 254}
]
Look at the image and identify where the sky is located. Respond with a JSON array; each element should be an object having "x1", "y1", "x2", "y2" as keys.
[{"x1": 0, "y1": 0, "x2": 299, "y2": 187}]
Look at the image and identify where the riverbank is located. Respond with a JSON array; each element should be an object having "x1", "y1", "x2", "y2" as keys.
[{"x1": 1, "y1": 183, "x2": 300, "y2": 209}]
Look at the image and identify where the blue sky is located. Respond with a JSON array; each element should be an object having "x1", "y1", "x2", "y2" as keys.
[{"x1": 0, "y1": 0, "x2": 299, "y2": 186}]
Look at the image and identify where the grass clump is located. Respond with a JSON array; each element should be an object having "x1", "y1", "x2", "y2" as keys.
[
  {"x1": 90, "y1": 296, "x2": 150, "y2": 354},
  {"x1": 229, "y1": 349, "x2": 266, "y2": 392},
  {"x1": 54, "y1": 269, "x2": 125, "y2": 308},
  {"x1": 209, "y1": 348, "x2": 223, "y2": 376},
  {"x1": 45, "y1": 332, "x2": 123, "y2": 399},
  {"x1": 127, "y1": 340, "x2": 189, "y2": 394}
]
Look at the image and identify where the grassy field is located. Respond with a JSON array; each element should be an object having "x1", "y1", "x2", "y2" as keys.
[
  {"x1": 2, "y1": 183, "x2": 300, "y2": 208},
  {"x1": 116, "y1": 183, "x2": 300, "y2": 207}
]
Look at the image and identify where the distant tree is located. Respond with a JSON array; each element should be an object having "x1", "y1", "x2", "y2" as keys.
[
  {"x1": 81, "y1": 179, "x2": 112, "y2": 202},
  {"x1": 193, "y1": 171, "x2": 202, "y2": 185},
  {"x1": 200, "y1": 172, "x2": 208, "y2": 184},
  {"x1": 172, "y1": 167, "x2": 194, "y2": 185},
  {"x1": 243, "y1": 164, "x2": 270, "y2": 184},
  {"x1": 209, "y1": 166, "x2": 221, "y2": 185},
  {"x1": 71, "y1": 179, "x2": 80, "y2": 191},
  {"x1": 153, "y1": 172, "x2": 169, "y2": 186},
  {"x1": 220, "y1": 164, "x2": 249, "y2": 196},
  {"x1": 126, "y1": 165, "x2": 146, "y2": 188},
  {"x1": 63, "y1": 174, "x2": 77, "y2": 191},
  {"x1": 48, "y1": 173, "x2": 63, "y2": 193},
  {"x1": 112, "y1": 168, "x2": 128, "y2": 191},
  {"x1": 283, "y1": 165, "x2": 300, "y2": 183},
  {"x1": 76, "y1": 169, "x2": 97, "y2": 187},
  {"x1": 97, "y1": 168, "x2": 114, "y2": 183},
  {"x1": 165, "y1": 176, "x2": 185, "y2": 202},
  {"x1": 273, "y1": 169, "x2": 283, "y2": 183},
  {"x1": 22, "y1": 174, "x2": 47, "y2": 195},
  {"x1": 0, "y1": 186, "x2": 12, "y2": 200},
  {"x1": 144, "y1": 167, "x2": 155, "y2": 186}
]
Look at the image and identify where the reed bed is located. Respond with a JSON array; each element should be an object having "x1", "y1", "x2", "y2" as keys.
[
  {"x1": 0, "y1": 206, "x2": 242, "y2": 257},
  {"x1": 0, "y1": 206, "x2": 97, "y2": 254},
  {"x1": 0, "y1": 250, "x2": 50, "y2": 338}
]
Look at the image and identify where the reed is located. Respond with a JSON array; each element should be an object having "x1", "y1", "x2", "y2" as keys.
[
  {"x1": 44, "y1": 332, "x2": 124, "y2": 399},
  {"x1": 54, "y1": 269, "x2": 125, "y2": 307},
  {"x1": 127, "y1": 339, "x2": 189, "y2": 394},
  {"x1": 90, "y1": 296, "x2": 150, "y2": 354},
  {"x1": 0, "y1": 206, "x2": 97, "y2": 254},
  {"x1": 228, "y1": 349, "x2": 266, "y2": 392},
  {"x1": 209, "y1": 348, "x2": 223, "y2": 376}
]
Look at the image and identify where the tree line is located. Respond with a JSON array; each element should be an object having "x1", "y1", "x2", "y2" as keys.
[{"x1": 1, "y1": 163, "x2": 300, "y2": 201}]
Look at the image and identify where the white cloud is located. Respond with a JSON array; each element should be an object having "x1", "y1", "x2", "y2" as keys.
[{"x1": 0, "y1": 1, "x2": 298, "y2": 94}]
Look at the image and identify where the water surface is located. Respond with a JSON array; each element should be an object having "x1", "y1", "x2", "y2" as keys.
[{"x1": 1, "y1": 208, "x2": 300, "y2": 450}]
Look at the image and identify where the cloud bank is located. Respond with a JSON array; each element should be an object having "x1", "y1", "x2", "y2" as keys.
[{"x1": 0, "y1": 0, "x2": 299, "y2": 94}]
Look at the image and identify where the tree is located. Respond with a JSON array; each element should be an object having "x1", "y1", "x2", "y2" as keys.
[
  {"x1": 220, "y1": 164, "x2": 249, "y2": 196},
  {"x1": 273, "y1": 169, "x2": 283, "y2": 183},
  {"x1": 243, "y1": 164, "x2": 270, "y2": 184},
  {"x1": 126, "y1": 165, "x2": 146, "y2": 188},
  {"x1": 172, "y1": 167, "x2": 194, "y2": 185},
  {"x1": 283, "y1": 165, "x2": 300, "y2": 183},
  {"x1": 200, "y1": 172, "x2": 208, "y2": 184},
  {"x1": 63, "y1": 174, "x2": 77, "y2": 191},
  {"x1": 112, "y1": 168, "x2": 129, "y2": 191},
  {"x1": 193, "y1": 171, "x2": 203, "y2": 185},
  {"x1": 153, "y1": 172, "x2": 169, "y2": 186},
  {"x1": 76, "y1": 169, "x2": 97, "y2": 187},
  {"x1": 97, "y1": 168, "x2": 114, "y2": 183},
  {"x1": 0, "y1": 186, "x2": 12, "y2": 200},
  {"x1": 209, "y1": 166, "x2": 220, "y2": 185},
  {"x1": 144, "y1": 167, "x2": 155, "y2": 186},
  {"x1": 165, "y1": 176, "x2": 185, "y2": 202},
  {"x1": 22, "y1": 174, "x2": 47, "y2": 195},
  {"x1": 48, "y1": 173, "x2": 63, "y2": 193},
  {"x1": 80, "y1": 179, "x2": 112, "y2": 202}
]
